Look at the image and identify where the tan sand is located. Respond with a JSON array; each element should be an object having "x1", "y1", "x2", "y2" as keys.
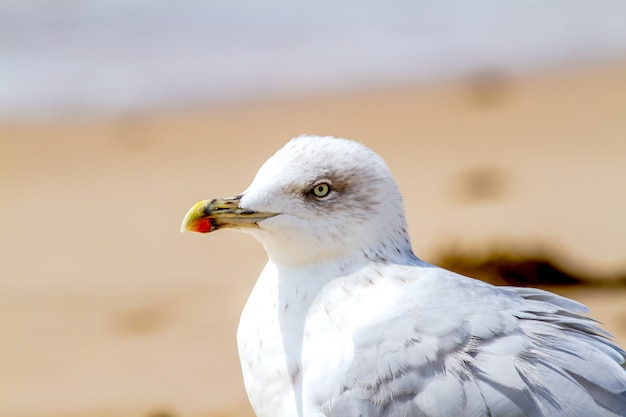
[{"x1": 1, "y1": 63, "x2": 625, "y2": 417}]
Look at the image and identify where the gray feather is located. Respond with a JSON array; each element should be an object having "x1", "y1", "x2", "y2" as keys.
[{"x1": 328, "y1": 271, "x2": 626, "y2": 417}]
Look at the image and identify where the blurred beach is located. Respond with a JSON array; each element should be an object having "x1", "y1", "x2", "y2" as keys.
[{"x1": 1, "y1": 2, "x2": 626, "y2": 417}]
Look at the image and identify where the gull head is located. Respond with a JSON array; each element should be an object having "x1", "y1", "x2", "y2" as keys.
[{"x1": 182, "y1": 135, "x2": 414, "y2": 267}]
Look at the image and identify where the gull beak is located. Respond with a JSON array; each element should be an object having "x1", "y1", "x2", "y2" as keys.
[{"x1": 181, "y1": 196, "x2": 277, "y2": 233}]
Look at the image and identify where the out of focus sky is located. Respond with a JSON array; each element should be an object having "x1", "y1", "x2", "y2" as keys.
[{"x1": 1, "y1": 0, "x2": 626, "y2": 121}]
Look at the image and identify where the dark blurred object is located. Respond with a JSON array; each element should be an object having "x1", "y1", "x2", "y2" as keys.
[
  {"x1": 436, "y1": 249, "x2": 626, "y2": 287},
  {"x1": 453, "y1": 166, "x2": 508, "y2": 203},
  {"x1": 465, "y1": 69, "x2": 513, "y2": 108},
  {"x1": 145, "y1": 411, "x2": 176, "y2": 417}
]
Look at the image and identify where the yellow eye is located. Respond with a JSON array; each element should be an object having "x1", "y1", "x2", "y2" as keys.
[{"x1": 311, "y1": 182, "x2": 332, "y2": 198}]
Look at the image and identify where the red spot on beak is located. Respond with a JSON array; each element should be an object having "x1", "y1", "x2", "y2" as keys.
[{"x1": 192, "y1": 218, "x2": 215, "y2": 233}]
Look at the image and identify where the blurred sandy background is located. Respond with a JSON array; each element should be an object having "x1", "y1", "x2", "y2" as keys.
[{"x1": 1, "y1": 2, "x2": 626, "y2": 417}]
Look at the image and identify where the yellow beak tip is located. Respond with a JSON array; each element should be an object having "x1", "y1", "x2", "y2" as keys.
[{"x1": 180, "y1": 200, "x2": 213, "y2": 234}]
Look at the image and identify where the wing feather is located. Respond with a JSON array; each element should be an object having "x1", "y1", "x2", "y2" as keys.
[{"x1": 328, "y1": 270, "x2": 626, "y2": 417}]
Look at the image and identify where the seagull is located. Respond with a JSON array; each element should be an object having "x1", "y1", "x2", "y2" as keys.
[{"x1": 181, "y1": 135, "x2": 626, "y2": 417}]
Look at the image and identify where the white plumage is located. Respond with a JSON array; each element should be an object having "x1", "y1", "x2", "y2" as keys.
[{"x1": 184, "y1": 135, "x2": 626, "y2": 417}]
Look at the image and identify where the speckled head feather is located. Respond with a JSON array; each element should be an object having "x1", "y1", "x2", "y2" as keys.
[{"x1": 239, "y1": 135, "x2": 415, "y2": 266}]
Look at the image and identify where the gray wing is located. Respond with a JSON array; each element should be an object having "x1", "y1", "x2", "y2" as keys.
[{"x1": 328, "y1": 281, "x2": 626, "y2": 417}]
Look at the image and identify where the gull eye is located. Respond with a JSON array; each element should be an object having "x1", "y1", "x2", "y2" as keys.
[{"x1": 311, "y1": 181, "x2": 332, "y2": 199}]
